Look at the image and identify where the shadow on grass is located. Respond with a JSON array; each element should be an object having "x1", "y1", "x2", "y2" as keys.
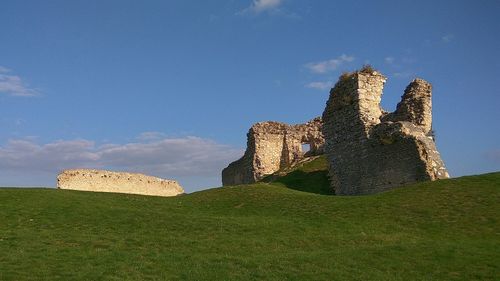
[{"x1": 263, "y1": 170, "x2": 334, "y2": 195}]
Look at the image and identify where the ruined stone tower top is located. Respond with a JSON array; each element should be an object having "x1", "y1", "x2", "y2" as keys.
[
  {"x1": 325, "y1": 68, "x2": 387, "y2": 140},
  {"x1": 382, "y1": 78, "x2": 433, "y2": 134},
  {"x1": 322, "y1": 66, "x2": 448, "y2": 195}
]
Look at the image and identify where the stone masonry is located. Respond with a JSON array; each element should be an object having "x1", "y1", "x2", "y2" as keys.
[
  {"x1": 57, "y1": 169, "x2": 184, "y2": 197},
  {"x1": 322, "y1": 68, "x2": 449, "y2": 195},
  {"x1": 222, "y1": 117, "x2": 324, "y2": 185}
]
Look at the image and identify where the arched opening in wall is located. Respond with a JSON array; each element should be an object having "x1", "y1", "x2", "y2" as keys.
[{"x1": 301, "y1": 143, "x2": 311, "y2": 156}]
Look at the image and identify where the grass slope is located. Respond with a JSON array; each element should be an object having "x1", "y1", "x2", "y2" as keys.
[
  {"x1": 0, "y1": 170, "x2": 499, "y2": 280},
  {"x1": 261, "y1": 156, "x2": 332, "y2": 195}
]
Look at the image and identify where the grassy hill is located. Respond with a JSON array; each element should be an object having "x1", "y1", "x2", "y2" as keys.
[
  {"x1": 0, "y1": 160, "x2": 499, "y2": 280},
  {"x1": 261, "y1": 156, "x2": 332, "y2": 195}
]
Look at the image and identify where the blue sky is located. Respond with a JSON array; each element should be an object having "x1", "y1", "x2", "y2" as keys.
[{"x1": 1, "y1": 0, "x2": 499, "y2": 192}]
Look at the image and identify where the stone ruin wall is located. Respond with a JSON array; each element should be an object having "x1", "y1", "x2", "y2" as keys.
[
  {"x1": 57, "y1": 169, "x2": 184, "y2": 197},
  {"x1": 322, "y1": 69, "x2": 449, "y2": 195},
  {"x1": 222, "y1": 117, "x2": 324, "y2": 186}
]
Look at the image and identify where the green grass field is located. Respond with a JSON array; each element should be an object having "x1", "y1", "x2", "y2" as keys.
[{"x1": 0, "y1": 159, "x2": 499, "y2": 280}]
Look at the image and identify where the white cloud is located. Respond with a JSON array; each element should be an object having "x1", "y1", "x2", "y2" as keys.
[
  {"x1": 0, "y1": 139, "x2": 98, "y2": 171},
  {"x1": 441, "y1": 34, "x2": 454, "y2": 43},
  {"x1": 384, "y1": 57, "x2": 395, "y2": 64},
  {"x1": 0, "y1": 66, "x2": 11, "y2": 73},
  {"x1": 0, "y1": 136, "x2": 244, "y2": 189},
  {"x1": 0, "y1": 66, "x2": 40, "y2": 97},
  {"x1": 305, "y1": 81, "x2": 333, "y2": 90},
  {"x1": 245, "y1": 0, "x2": 283, "y2": 13},
  {"x1": 305, "y1": 54, "x2": 355, "y2": 74},
  {"x1": 136, "y1": 131, "x2": 167, "y2": 141}
]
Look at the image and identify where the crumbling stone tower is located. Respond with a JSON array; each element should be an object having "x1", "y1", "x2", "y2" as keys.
[
  {"x1": 222, "y1": 118, "x2": 324, "y2": 186},
  {"x1": 322, "y1": 68, "x2": 449, "y2": 195}
]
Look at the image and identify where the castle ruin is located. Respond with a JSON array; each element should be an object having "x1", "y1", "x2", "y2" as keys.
[
  {"x1": 222, "y1": 67, "x2": 449, "y2": 195},
  {"x1": 222, "y1": 118, "x2": 324, "y2": 185},
  {"x1": 322, "y1": 68, "x2": 449, "y2": 195}
]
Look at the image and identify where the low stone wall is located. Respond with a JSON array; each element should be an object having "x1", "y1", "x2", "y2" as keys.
[{"x1": 57, "y1": 169, "x2": 184, "y2": 197}]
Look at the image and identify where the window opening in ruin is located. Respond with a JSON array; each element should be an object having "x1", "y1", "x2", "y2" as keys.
[{"x1": 301, "y1": 143, "x2": 311, "y2": 154}]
